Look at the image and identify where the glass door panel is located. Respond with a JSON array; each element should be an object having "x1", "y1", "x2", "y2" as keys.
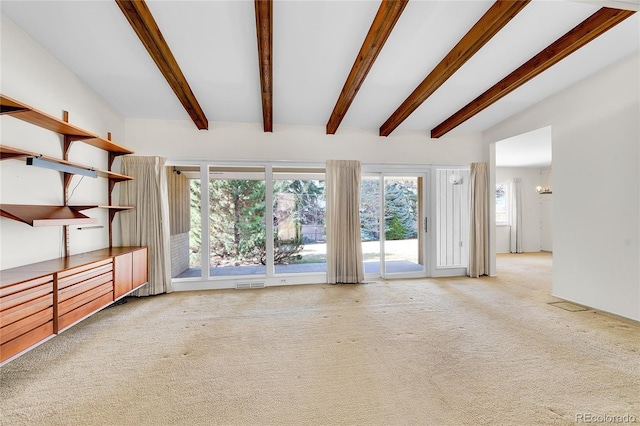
[
  {"x1": 383, "y1": 176, "x2": 423, "y2": 275},
  {"x1": 360, "y1": 174, "x2": 426, "y2": 278},
  {"x1": 189, "y1": 177, "x2": 202, "y2": 273}
]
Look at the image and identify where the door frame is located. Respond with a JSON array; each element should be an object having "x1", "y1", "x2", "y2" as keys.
[{"x1": 361, "y1": 165, "x2": 430, "y2": 280}]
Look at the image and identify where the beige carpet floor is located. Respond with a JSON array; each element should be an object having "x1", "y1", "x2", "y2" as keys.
[{"x1": 1, "y1": 253, "x2": 638, "y2": 425}]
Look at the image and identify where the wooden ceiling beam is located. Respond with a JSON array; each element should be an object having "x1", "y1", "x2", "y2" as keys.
[
  {"x1": 115, "y1": 0, "x2": 208, "y2": 130},
  {"x1": 255, "y1": 0, "x2": 273, "y2": 132},
  {"x1": 326, "y1": 0, "x2": 408, "y2": 135},
  {"x1": 431, "y1": 7, "x2": 635, "y2": 138},
  {"x1": 379, "y1": 0, "x2": 530, "y2": 137}
]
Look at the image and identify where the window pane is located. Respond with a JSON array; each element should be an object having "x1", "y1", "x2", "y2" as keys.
[
  {"x1": 209, "y1": 168, "x2": 266, "y2": 276},
  {"x1": 360, "y1": 176, "x2": 381, "y2": 274},
  {"x1": 273, "y1": 175, "x2": 326, "y2": 274},
  {"x1": 189, "y1": 177, "x2": 202, "y2": 270},
  {"x1": 496, "y1": 182, "x2": 508, "y2": 224}
]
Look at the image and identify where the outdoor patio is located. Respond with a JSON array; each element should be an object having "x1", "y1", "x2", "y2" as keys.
[
  {"x1": 175, "y1": 239, "x2": 423, "y2": 279},
  {"x1": 175, "y1": 259, "x2": 424, "y2": 278}
]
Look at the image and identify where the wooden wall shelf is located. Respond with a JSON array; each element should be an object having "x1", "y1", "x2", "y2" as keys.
[
  {"x1": 0, "y1": 95, "x2": 133, "y2": 156},
  {"x1": 0, "y1": 144, "x2": 133, "y2": 181},
  {"x1": 71, "y1": 205, "x2": 134, "y2": 211},
  {"x1": 1, "y1": 95, "x2": 136, "y2": 246},
  {"x1": 0, "y1": 204, "x2": 98, "y2": 227}
]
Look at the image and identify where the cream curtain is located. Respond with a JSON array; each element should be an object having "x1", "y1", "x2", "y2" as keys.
[
  {"x1": 509, "y1": 178, "x2": 523, "y2": 254},
  {"x1": 468, "y1": 162, "x2": 488, "y2": 278},
  {"x1": 326, "y1": 160, "x2": 364, "y2": 284},
  {"x1": 119, "y1": 156, "x2": 172, "y2": 296}
]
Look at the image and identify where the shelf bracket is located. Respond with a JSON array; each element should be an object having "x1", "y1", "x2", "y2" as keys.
[
  {"x1": 0, "y1": 105, "x2": 29, "y2": 114},
  {"x1": 63, "y1": 135, "x2": 72, "y2": 160},
  {"x1": 108, "y1": 152, "x2": 117, "y2": 171},
  {"x1": 61, "y1": 118, "x2": 76, "y2": 259},
  {"x1": 63, "y1": 136, "x2": 73, "y2": 205}
]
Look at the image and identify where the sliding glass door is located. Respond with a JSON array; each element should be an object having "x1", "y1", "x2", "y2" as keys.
[
  {"x1": 170, "y1": 163, "x2": 472, "y2": 284},
  {"x1": 361, "y1": 173, "x2": 427, "y2": 278}
]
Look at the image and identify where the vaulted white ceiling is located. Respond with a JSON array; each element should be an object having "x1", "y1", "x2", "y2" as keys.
[{"x1": 2, "y1": 0, "x2": 639, "y2": 141}]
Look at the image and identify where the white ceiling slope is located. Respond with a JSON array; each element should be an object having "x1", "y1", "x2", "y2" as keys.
[
  {"x1": 1, "y1": 0, "x2": 639, "y2": 140},
  {"x1": 496, "y1": 126, "x2": 552, "y2": 168}
]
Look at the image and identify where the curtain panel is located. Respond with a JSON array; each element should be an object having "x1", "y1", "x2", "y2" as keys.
[
  {"x1": 325, "y1": 160, "x2": 364, "y2": 284},
  {"x1": 510, "y1": 178, "x2": 523, "y2": 253},
  {"x1": 468, "y1": 162, "x2": 489, "y2": 278},
  {"x1": 120, "y1": 156, "x2": 172, "y2": 296}
]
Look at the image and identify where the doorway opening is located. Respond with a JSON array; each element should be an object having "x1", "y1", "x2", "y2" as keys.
[{"x1": 493, "y1": 126, "x2": 553, "y2": 276}]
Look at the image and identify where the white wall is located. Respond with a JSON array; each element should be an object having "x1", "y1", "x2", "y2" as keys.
[
  {"x1": 125, "y1": 118, "x2": 486, "y2": 166},
  {"x1": 485, "y1": 52, "x2": 640, "y2": 321},
  {"x1": 0, "y1": 15, "x2": 126, "y2": 269},
  {"x1": 495, "y1": 167, "x2": 546, "y2": 253}
]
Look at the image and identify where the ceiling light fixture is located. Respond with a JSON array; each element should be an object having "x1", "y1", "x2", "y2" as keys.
[
  {"x1": 536, "y1": 165, "x2": 552, "y2": 194},
  {"x1": 26, "y1": 157, "x2": 98, "y2": 178}
]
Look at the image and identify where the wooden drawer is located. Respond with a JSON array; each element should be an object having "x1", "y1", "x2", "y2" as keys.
[
  {"x1": 1, "y1": 322, "x2": 54, "y2": 363},
  {"x1": 58, "y1": 270, "x2": 112, "y2": 303},
  {"x1": 0, "y1": 274, "x2": 52, "y2": 297},
  {"x1": 58, "y1": 260, "x2": 113, "y2": 290},
  {"x1": 1, "y1": 294, "x2": 53, "y2": 332},
  {"x1": 1, "y1": 283, "x2": 52, "y2": 313},
  {"x1": 58, "y1": 281, "x2": 112, "y2": 316},
  {"x1": 58, "y1": 291, "x2": 113, "y2": 331},
  {"x1": 56, "y1": 259, "x2": 114, "y2": 332},
  {"x1": 1, "y1": 307, "x2": 53, "y2": 345},
  {"x1": 1, "y1": 275, "x2": 54, "y2": 363}
]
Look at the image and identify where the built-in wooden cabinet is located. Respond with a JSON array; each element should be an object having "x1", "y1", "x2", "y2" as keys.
[
  {"x1": 0, "y1": 95, "x2": 148, "y2": 365},
  {"x1": 0, "y1": 247, "x2": 148, "y2": 365}
]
